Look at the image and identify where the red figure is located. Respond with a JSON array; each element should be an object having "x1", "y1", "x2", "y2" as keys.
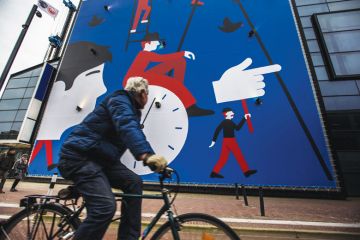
[
  {"x1": 131, "y1": 0, "x2": 151, "y2": 33},
  {"x1": 209, "y1": 108, "x2": 257, "y2": 178},
  {"x1": 29, "y1": 140, "x2": 55, "y2": 170},
  {"x1": 124, "y1": 32, "x2": 214, "y2": 117}
]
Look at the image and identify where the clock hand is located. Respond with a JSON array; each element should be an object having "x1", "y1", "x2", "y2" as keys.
[{"x1": 140, "y1": 97, "x2": 156, "y2": 129}]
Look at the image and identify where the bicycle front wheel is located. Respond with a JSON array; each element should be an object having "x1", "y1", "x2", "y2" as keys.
[
  {"x1": 2, "y1": 203, "x2": 80, "y2": 240},
  {"x1": 151, "y1": 213, "x2": 240, "y2": 240}
]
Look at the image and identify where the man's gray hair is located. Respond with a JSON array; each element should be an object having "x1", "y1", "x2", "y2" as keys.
[{"x1": 124, "y1": 77, "x2": 149, "y2": 94}]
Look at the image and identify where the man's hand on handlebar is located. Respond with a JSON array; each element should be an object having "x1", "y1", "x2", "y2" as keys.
[{"x1": 143, "y1": 154, "x2": 168, "y2": 173}]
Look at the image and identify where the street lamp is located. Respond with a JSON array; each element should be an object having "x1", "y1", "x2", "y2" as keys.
[{"x1": 0, "y1": 5, "x2": 40, "y2": 91}]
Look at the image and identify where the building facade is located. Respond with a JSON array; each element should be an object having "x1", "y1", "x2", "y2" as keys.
[
  {"x1": 293, "y1": 0, "x2": 360, "y2": 195},
  {"x1": 0, "y1": 0, "x2": 359, "y2": 196}
]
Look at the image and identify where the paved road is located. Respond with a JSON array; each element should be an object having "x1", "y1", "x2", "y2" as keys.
[{"x1": 0, "y1": 180, "x2": 359, "y2": 239}]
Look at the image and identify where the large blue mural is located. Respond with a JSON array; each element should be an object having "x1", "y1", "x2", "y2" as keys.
[{"x1": 29, "y1": 0, "x2": 338, "y2": 189}]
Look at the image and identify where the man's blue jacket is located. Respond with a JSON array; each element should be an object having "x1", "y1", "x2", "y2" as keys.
[{"x1": 59, "y1": 90, "x2": 154, "y2": 165}]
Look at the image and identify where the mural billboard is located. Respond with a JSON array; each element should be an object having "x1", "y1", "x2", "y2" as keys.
[{"x1": 29, "y1": 0, "x2": 339, "y2": 190}]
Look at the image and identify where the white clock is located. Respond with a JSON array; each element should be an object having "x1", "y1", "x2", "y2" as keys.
[{"x1": 121, "y1": 85, "x2": 189, "y2": 175}]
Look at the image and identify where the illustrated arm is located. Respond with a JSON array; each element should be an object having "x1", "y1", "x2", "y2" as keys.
[
  {"x1": 212, "y1": 121, "x2": 224, "y2": 142},
  {"x1": 235, "y1": 117, "x2": 246, "y2": 130},
  {"x1": 145, "y1": 51, "x2": 185, "y2": 62}
]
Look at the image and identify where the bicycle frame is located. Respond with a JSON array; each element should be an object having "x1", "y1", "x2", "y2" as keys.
[{"x1": 113, "y1": 187, "x2": 180, "y2": 240}]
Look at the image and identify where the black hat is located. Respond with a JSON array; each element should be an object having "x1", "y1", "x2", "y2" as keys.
[
  {"x1": 142, "y1": 32, "x2": 160, "y2": 42},
  {"x1": 222, "y1": 107, "x2": 232, "y2": 113}
]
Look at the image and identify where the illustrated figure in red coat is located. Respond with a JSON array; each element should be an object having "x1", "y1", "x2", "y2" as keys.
[
  {"x1": 124, "y1": 32, "x2": 214, "y2": 117},
  {"x1": 209, "y1": 107, "x2": 257, "y2": 178},
  {"x1": 130, "y1": 0, "x2": 151, "y2": 33}
]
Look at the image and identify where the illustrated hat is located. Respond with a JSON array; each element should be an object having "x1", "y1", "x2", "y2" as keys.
[
  {"x1": 142, "y1": 32, "x2": 160, "y2": 42},
  {"x1": 222, "y1": 107, "x2": 232, "y2": 113}
]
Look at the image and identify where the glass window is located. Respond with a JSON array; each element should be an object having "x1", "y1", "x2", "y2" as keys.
[
  {"x1": 317, "y1": 11, "x2": 360, "y2": 32},
  {"x1": 313, "y1": 10, "x2": 360, "y2": 80},
  {"x1": 24, "y1": 87, "x2": 35, "y2": 98},
  {"x1": 19, "y1": 98, "x2": 31, "y2": 110},
  {"x1": 323, "y1": 30, "x2": 360, "y2": 53},
  {"x1": 330, "y1": 52, "x2": 360, "y2": 76},
  {"x1": 0, "y1": 99, "x2": 22, "y2": 110},
  {"x1": 0, "y1": 122, "x2": 12, "y2": 133},
  {"x1": 31, "y1": 67, "x2": 42, "y2": 77},
  {"x1": 311, "y1": 53, "x2": 324, "y2": 66},
  {"x1": 12, "y1": 71, "x2": 33, "y2": 79},
  {"x1": 6, "y1": 78, "x2": 30, "y2": 88},
  {"x1": 11, "y1": 122, "x2": 22, "y2": 132},
  {"x1": 0, "y1": 111, "x2": 17, "y2": 122},
  {"x1": 1, "y1": 88, "x2": 26, "y2": 99},
  {"x1": 15, "y1": 110, "x2": 27, "y2": 121},
  {"x1": 28, "y1": 76, "x2": 39, "y2": 87}
]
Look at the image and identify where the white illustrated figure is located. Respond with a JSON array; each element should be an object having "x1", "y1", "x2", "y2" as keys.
[
  {"x1": 212, "y1": 58, "x2": 281, "y2": 103},
  {"x1": 36, "y1": 64, "x2": 107, "y2": 140},
  {"x1": 122, "y1": 85, "x2": 189, "y2": 175}
]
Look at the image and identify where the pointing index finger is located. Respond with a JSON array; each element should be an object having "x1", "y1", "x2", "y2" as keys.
[{"x1": 244, "y1": 64, "x2": 281, "y2": 76}]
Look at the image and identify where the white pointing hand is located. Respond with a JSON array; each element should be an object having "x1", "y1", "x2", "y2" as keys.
[{"x1": 212, "y1": 58, "x2": 281, "y2": 103}]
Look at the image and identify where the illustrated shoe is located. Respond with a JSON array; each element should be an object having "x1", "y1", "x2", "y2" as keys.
[
  {"x1": 10, "y1": 188, "x2": 17, "y2": 192},
  {"x1": 244, "y1": 169, "x2": 257, "y2": 178},
  {"x1": 191, "y1": 0, "x2": 204, "y2": 6},
  {"x1": 187, "y1": 104, "x2": 214, "y2": 117},
  {"x1": 130, "y1": 29, "x2": 136, "y2": 33},
  {"x1": 210, "y1": 171, "x2": 224, "y2": 178},
  {"x1": 141, "y1": 19, "x2": 148, "y2": 23}
]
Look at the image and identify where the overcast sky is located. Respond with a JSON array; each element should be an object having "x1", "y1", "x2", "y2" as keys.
[{"x1": 0, "y1": 0, "x2": 80, "y2": 79}]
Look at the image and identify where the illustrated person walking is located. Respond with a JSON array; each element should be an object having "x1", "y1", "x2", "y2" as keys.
[
  {"x1": 10, "y1": 154, "x2": 29, "y2": 192},
  {"x1": 0, "y1": 148, "x2": 16, "y2": 193},
  {"x1": 58, "y1": 77, "x2": 168, "y2": 240},
  {"x1": 124, "y1": 32, "x2": 214, "y2": 117},
  {"x1": 209, "y1": 108, "x2": 257, "y2": 178}
]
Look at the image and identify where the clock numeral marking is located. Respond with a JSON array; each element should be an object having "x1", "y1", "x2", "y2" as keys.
[
  {"x1": 175, "y1": 127, "x2": 182, "y2": 130},
  {"x1": 168, "y1": 145, "x2": 175, "y2": 150},
  {"x1": 133, "y1": 161, "x2": 137, "y2": 169},
  {"x1": 172, "y1": 108, "x2": 179, "y2": 112},
  {"x1": 162, "y1": 94, "x2": 167, "y2": 100}
]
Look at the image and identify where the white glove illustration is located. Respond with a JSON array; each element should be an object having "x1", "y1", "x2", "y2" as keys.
[{"x1": 212, "y1": 58, "x2": 281, "y2": 103}]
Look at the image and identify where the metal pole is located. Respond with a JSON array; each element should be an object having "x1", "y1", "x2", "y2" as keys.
[
  {"x1": 235, "y1": 183, "x2": 239, "y2": 200},
  {"x1": 0, "y1": 4, "x2": 38, "y2": 90},
  {"x1": 53, "y1": 9, "x2": 75, "y2": 58},
  {"x1": 242, "y1": 185, "x2": 248, "y2": 206},
  {"x1": 259, "y1": 187, "x2": 265, "y2": 216}
]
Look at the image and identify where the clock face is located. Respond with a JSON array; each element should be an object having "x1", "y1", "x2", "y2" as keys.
[{"x1": 121, "y1": 85, "x2": 189, "y2": 175}]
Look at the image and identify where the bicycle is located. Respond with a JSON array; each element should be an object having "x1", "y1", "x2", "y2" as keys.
[{"x1": 0, "y1": 167, "x2": 240, "y2": 239}]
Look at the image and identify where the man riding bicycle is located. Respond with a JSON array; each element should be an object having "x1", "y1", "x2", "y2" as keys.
[{"x1": 58, "y1": 77, "x2": 167, "y2": 240}]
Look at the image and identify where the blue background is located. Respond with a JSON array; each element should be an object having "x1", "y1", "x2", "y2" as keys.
[{"x1": 29, "y1": 0, "x2": 337, "y2": 188}]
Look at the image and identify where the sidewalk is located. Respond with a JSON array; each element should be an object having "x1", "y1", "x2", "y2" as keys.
[{"x1": 0, "y1": 180, "x2": 359, "y2": 239}]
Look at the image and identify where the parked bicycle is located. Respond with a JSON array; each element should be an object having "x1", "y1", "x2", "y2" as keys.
[{"x1": 0, "y1": 167, "x2": 240, "y2": 240}]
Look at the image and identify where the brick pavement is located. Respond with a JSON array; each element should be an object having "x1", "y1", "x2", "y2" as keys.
[{"x1": 0, "y1": 180, "x2": 359, "y2": 239}]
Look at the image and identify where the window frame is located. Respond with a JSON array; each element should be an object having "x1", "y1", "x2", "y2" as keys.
[{"x1": 312, "y1": 8, "x2": 360, "y2": 80}]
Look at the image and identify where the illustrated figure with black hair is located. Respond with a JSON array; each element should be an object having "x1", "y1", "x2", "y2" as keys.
[
  {"x1": 209, "y1": 108, "x2": 257, "y2": 178},
  {"x1": 0, "y1": 148, "x2": 16, "y2": 193},
  {"x1": 124, "y1": 32, "x2": 214, "y2": 117},
  {"x1": 29, "y1": 41, "x2": 112, "y2": 169}
]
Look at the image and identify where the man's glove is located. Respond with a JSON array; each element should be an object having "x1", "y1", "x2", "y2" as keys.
[{"x1": 144, "y1": 155, "x2": 168, "y2": 173}]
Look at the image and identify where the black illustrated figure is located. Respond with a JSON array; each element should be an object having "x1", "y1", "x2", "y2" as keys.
[
  {"x1": 10, "y1": 154, "x2": 29, "y2": 192},
  {"x1": 0, "y1": 148, "x2": 16, "y2": 193},
  {"x1": 58, "y1": 77, "x2": 168, "y2": 240},
  {"x1": 209, "y1": 108, "x2": 257, "y2": 178}
]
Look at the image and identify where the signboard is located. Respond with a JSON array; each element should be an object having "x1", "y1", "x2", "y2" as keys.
[{"x1": 29, "y1": 0, "x2": 339, "y2": 190}]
